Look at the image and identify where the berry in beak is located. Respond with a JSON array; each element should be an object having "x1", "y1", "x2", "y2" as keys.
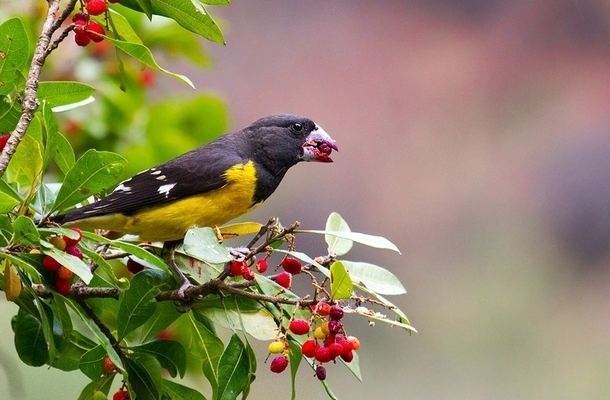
[{"x1": 301, "y1": 125, "x2": 338, "y2": 162}]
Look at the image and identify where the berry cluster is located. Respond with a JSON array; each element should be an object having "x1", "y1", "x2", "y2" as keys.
[
  {"x1": 266, "y1": 302, "x2": 361, "y2": 381},
  {"x1": 41, "y1": 228, "x2": 83, "y2": 295},
  {"x1": 226, "y1": 256, "x2": 304, "y2": 288},
  {"x1": 71, "y1": 0, "x2": 118, "y2": 48}
]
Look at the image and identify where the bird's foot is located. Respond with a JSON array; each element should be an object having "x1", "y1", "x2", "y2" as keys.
[{"x1": 229, "y1": 247, "x2": 250, "y2": 261}]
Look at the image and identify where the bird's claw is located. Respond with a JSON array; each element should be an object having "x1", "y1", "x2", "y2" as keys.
[{"x1": 229, "y1": 247, "x2": 251, "y2": 261}]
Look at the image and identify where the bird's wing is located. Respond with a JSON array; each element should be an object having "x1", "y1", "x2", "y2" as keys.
[{"x1": 58, "y1": 144, "x2": 244, "y2": 222}]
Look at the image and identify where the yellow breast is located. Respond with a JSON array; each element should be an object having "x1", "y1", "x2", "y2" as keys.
[{"x1": 73, "y1": 161, "x2": 259, "y2": 242}]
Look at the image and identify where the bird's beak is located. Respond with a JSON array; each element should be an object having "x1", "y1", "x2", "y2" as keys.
[{"x1": 301, "y1": 125, "x2": 338, "y2": 163}]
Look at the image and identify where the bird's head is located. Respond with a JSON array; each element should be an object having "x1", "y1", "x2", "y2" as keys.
[{"x1": 246, "y1": 114, "x2": 338, "y2": 169}]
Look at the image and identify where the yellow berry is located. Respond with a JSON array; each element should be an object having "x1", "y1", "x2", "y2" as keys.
[
  {"x1": 321, "y1": 321, "x2": 330, "y2": 336},
  {"x1": 49, "y1": 235, "x2": 67, "y2": 251},
  {"x1": 267, "y1": 340, "x2": 286, "y2": 354},
  {"x1": 314, "y1": 326, "x2": 326, "y2": 340}
]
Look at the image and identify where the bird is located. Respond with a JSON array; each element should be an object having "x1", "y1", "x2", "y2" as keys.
[{"x1": 52, "y1": 114, "x2": 337, "y2": 292}]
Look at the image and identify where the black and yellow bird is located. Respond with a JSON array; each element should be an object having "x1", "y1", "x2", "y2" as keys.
[{"x1": 53, "y1": 114, "x2": 337, "y2": 289}]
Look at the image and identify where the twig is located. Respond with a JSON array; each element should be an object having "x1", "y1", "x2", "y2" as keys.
[
  {"x1": 46, "y1": 25, "x2": 75, "y2": 56},
  {"x1": 0, "y1": 0, "x2": 62, "y2": 176},
  {"x1": 51, "y1": 0, "x2": 79, "y2": 32},
  {"x1": 244, "y1": 221, "x2": 300, "y2": 262},
  {"x1": 75, "y1": 297, "x2": 126, "y2": 361}
]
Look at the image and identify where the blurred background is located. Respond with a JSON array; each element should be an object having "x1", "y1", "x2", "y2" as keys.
[{"x1": 2, "y1": 0, "x2": 610, "y2": 398}]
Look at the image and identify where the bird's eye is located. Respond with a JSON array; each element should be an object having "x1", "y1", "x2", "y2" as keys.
[{"x1": 292, "y1": 123, "x2": 303, "y2": 132}]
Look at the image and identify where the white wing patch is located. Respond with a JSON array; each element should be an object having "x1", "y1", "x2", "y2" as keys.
[
  {"x1": 156, "y1": 175, "x2": 167, "y2": 181},
  {"x1": 158, "y1": 183, "x2": 176, "y2": 197},
  {"x1": 151, "y1": 170, "x2": 162, "y2": 176},
  {"x1": 113, "y1": 183, "x2": 132, "y2": 193}
]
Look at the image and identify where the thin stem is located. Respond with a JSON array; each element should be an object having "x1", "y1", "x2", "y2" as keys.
[{"x1": 0, "y1": 0, "x2": 62, "y2": 176}]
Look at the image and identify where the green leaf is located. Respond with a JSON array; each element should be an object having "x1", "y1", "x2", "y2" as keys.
[
  {"x1": 51, "y1": 330, "x2": 96, "y2": 372},
  {"x1": 122, "y1": 0, "x2": 225, "y2": 44},
  {"x1": 216, "y1": 334, "x2": 249, "y2": 400},
  {"x1": 182, "y1": 227, "x2": 232, "y2": 264},
  {"x1": 13, "y1": 309, "x2": 49, "y2": 366},
  {"x1": 77, "y1": 374, "x2": 115, "y2": 400},
  {"x1": 324, "y1": 212, "x2": 353, "y2": 256},
  {"x1": 12, "y1": 215, "x2": 39, "y2": 245},
  {"x1": 82, "y1": 231, "x2": 170, "y2": 274},
  {"x1": 44, "y1": 247, "x2": 93, "y2": 284},
  {"x1": 162, "y1": 379, "x2": 208, "y2": 400},
  {"x1": 105, "y1": 36, "x2": 194, "y2": 88},
  {"x1": 79, "y1": 344, "x2": 106, "y2": 380},
  {"x1": 117, "y1": 269, "x2": 168, "y2": 339},
  {"x1": 341, "y1": 350, "x2": 362, "y2": 381},
  {"x1": 5, "y1": 131, "x2": 43, "y2": 188},
  {"x1": 37, "y1": 81, "x2": 95, "y2": 108},
  {"x1": 0, "y1": 18, "x2": 29, "y2": 95},
  {"x1": 0, "y1": 192, "x2": 19, "y2": 212},
  {"x1": 0, "y1": 95, "x2": 21, "y2": 131},
  {"x1": 288, "y1": 339, "x2": 302, "y2": 400},
  {"x1": 196, "y1": 301, "x2": 278, "y2": 341},
  {"x1": 42, "y1": 103, "x2": 75, "y2": 175},
  {"x1": 330, "y1": 261, "x2": 353, "y2": 300},
  {"x1": 132, "y1": 339, "x2": 186, "y2": 378},
  {"x1": 182, "y1": 312, "x2": 223, "y2": 391},
  {"x1": 299, "y1": 229, "x2": 401, "y2": 254},
  {"x1": 139, "y1": 301, "x2": 181, "y2": 342},
  {"x1": 201, "y1": 0, "x2": 230, "y2": 4},
  {"x1": 52, "y1": 149, "x2": 126, "y2": 212},
  {"x1": 341, "y1": 260, "x2": 406, "y2": 295},
  {"x1": 134, "y1": 0, "x2": 154, "y2": 18},
  {"x1": 126, "y1": 357, "x2": 161, "y2": 400},
  {"x1": 66, "y1": 300, "x2": 124, "y2": 371},
  {"x1": 109, "y1": 9, "x2": 143, "y2": 43}
]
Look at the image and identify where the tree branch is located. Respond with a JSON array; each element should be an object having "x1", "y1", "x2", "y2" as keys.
[{"x1": 0, "y1": 0, "x2": 62, "y2": 176}]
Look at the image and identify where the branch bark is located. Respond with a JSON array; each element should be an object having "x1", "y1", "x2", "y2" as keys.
[{"x1": 0, "y1": 0, "x2": 62, "y2": 176}]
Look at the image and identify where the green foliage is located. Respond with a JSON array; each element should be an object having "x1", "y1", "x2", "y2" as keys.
[{"x1": 0, "y1": 3, "x2": 414, "y2": 400}]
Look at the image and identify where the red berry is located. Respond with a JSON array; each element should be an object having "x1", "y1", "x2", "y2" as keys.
[
  {"x1": 72, "y1": 12, "x2": 89, "y2": 25},
  {"x1": 314, "y1": 346, "x2": 332, "y2": 363},
  {"x1": 340, "y1": 350, "x2": 354, "y2": 363},
  {"x1": 328, "y1": 342, "x2": 343, "y2": 359},
  {"x1": 0, "y1": 134, "x2": 10, "y2": 152},
  {"x1": 113, "y1": 389, "x2": 129, "y2": 400},
  {"x1": 323, "y1": 334, "x2": 336, "y2": 347},
  {"x1": 269, "y1": 355, "x2": 288, "y2": 373},
  {"x1": 255, "y1": 258, "x2": 269, "y2": 273},
  {"x1": 42, "y1": 255, "x2": 61, "y2": 272},
  {"x1": 65, "y1": 245, "x2": 83, "y2": 260},
  {"x1": 138, "y1": 69, "x2": 156, "y2": 88},
  {"x1": 229, "y1": 260, "x2": 246, "y2": 276},
  {"x1": 337, "y1": 338, "x2": 353, "y2": 356},
  {"x1": 329, "y1": 305, "x2": 344, "y2": 320},
  {"x1": 281, "y1": 257, "x2": 302, "y2": 274},
  {"x1": 55, "y1": 278, "x2": 71, "y2": 295},
  {"x1": 242, "y1": 267, "x2": 255, "y2": 281},
  {"x1": 315, "y1": 365, "x2": 326, "y2": 380},
  {"x1": 274, "y1": 272, "x2": 292, "y2": 289},
  {"x1": 126, "y1": 258, "x2": 144, "y2": 274},
  {"x1": 156, "y1": 329, "x2": 175, "y2": 340},
  {"x1": 301, "y1": 339, "x2": 318, "y2": 358},
  {"x1": 74, "y1": 29, "x2": 90, "y2": 47},
  {"x1": 86, "y1": 0, "x2": 108, "y2": 16},
  {"x1": 57, "y1": 266, "x2": 74, "y2": 280},
  {"x1": 64, "y1": 228, "x2": 82, "y2": 247},
  {"x1": 288, "y1": 319, "x2": 310, "y2": 335},
  {"x1": 316, "y1": 302, "x2": 331, "y2": 316},
  {"x1": 328, "y1": 320, "x2": 342, "y2": 335},
  {"x1": 347, "y1": 336, "x2": 361, "y2": 351},
  {"x1": 86, "y1": 21, "x2": 105, "y2": 42},
  {"x1": 102, "y1": 357, "x2": 115, "y2": 374}
]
